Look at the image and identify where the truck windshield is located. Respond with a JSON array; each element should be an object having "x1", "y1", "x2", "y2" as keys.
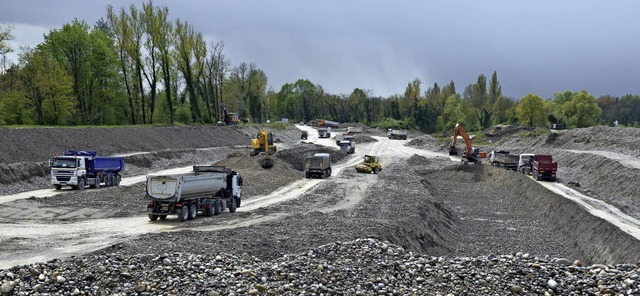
[{"x1": 51, "y1": 158, "x2": 76, "y2": 168}]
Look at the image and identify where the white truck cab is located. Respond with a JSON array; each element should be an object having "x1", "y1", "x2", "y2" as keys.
[
  {"x1": 518, "y1": 153, "x2": 535, "y2": 174},
  {"x1": 50, "y1": 156, "x2": 88, "y2": 189}
]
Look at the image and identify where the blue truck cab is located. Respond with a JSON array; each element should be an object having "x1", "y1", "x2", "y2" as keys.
[{"x1": 50, "y1": 150, "x2": 124, "y2": 190}]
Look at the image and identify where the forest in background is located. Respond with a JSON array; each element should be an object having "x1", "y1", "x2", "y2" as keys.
[{"x1": 1, "y1": 1, "x2": 639, "y2": 132}]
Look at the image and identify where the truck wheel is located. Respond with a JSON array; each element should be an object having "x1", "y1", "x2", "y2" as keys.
[
  {"x1": 54, "y1": 185, "x2": 62, "y2": 190},
  {"x1": 214, "y1": 201, "x2": 222, "y2": 215},
  {"x1": 77, "y1": 178, "x2": 85, "y2": 191},
  {"x1": 188, "y1": 204, "x2": 198, "y2": 220},
  {"x1": 178, "y1": 205, "x2": 189, "y2": 222},
  {"x1": 94, "y1": 179, "x2": 101, "y2": 189},
  {"x1": 229, "y1": 198, "x2": 237, "y2": 213},
  {"x1": 148, "y1": 214, "x2": 158, "y2": 221},
  {"x1": 374, "y1": 167, "x2": 380, "y2": 174},
  {"x1": 236, "y1": 197, "x2": 241, "y2": 207},
  {"x1": 327, "y1": 168, "x2": 332, "y2": 176},
  {"x1": 115, "y1": 175, "x2": 121, "y2": 186},
  {"x1": 159, "y1": 215, "x2": 167, "y2": 220}
]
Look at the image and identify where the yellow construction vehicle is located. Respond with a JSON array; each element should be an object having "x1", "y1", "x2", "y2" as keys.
[
  {"x1": 250, "y1": 128, "x2": 277, "y2": 157},
  {"x1": 355, "y1": 155, "x2": 382, "y2": 174}
]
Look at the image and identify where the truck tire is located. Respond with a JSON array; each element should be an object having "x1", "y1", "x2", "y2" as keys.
[
  {"x1": 159, "y1": 215, "x2": 167, "y2": 220},
  {"x1": 327, "y1": 168, "x2": 332, "y2": 176},
  {"x1": 94, "y1": 178, "x2": 101, "y2": 189},
  {"x1": 178, "y1": 205, "x2": 189, "y2": 222},
  {"x1": 188, "y1": 204, "x2": 198, "y2": 220},
  {"x1": 236, "y1": 197, "x2": 241, "y2": 207},
  {"x1": 214, "y1": 201, "x2": 222, "y2": 215},
  {"x1": 204, "y1": 205, "x2": 214, "y2": 217},
  {"x1": 148, "y1": 214, "x2": 158, "y2": 221},
  {"x1": 374, "y1": 167, "x2": 380, "y2": 174},
  {"x1": 54, "y1": 185, "x2": 62, "y2": 190},
  {"x1": 115, "y1": 175, "x2": 121, "y2": 186},
  {"x1": 77, "y1": 178, "x2": 85, "y2": 191},
  {"x1": 229, "y1": 198, "x2": 237, "y2": 213}
]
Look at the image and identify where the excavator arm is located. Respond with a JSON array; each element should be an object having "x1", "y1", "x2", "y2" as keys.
[{"x1": 449, "y1": 123, "x2": 472, "y2": 156}]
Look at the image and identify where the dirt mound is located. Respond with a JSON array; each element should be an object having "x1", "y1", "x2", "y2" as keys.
[
  {"x1": 492, "y1": 126, "x2": 640, "y2": 221},
  {"x1": 274, "y1": 144, "x2": 348, "y2": 171},
  {"x1": 0, "y1": 126, "x2": 250, "y2": 164},
  {"x1": 352, "y1": 134, "x2": 378, "y2": 143},
  {"x1": 214, "y1": 153, "x2": 302, "y2": 198}
]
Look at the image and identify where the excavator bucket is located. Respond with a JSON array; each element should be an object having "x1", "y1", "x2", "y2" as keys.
[
  {"x1": 260, "y1": 158, "x2": 274, "y2": 169},
  {"x1": 449, "y1": 145, "x2": 459, "y2": 155}
]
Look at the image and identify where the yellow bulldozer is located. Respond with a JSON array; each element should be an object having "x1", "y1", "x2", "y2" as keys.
[{"x1": 355, "y1": 155, "x2": 382, "y2": 174}]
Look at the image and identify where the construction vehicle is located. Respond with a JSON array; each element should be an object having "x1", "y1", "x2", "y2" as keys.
[
  {"x1": 347, "y1": 126, "x2": 364, "y2": 133},
  {"x1": 301, "y1": 130, "x2": 308, "y2": 140},
  {"x1": 518, "y1": 153, "x2": 535, "y2": 175},
  {"x1": 387, "y1": 129, "x2": 408, "y2": 140},
  {"x1": 355, "y1": 155, "x2": 382, "y2": 174},
  {"x1": 218, "y1": 105, "x2": 239, "y2": 126},
  {"x1": 318, "y1": 119, "x2": 339, "y2": 128},
  {"x1": 318, "y1": 127, "x2": 331, "y2": 138},
  {"x1": 250, "y1": 128, "x2": 277, "y2": 156},
  {"x1": 449, "y1": 123, "x2": 486, "y2": 164},
  {"x1": 532, "y1": 155, "x2": 557, "y2": 181},
  {"x1": 259, "y1": 131, "x2": 274, "y2": 169},
  {"x1": 50, "y1": 150, "x2": 124, "y2": 190},
  {"x1": 145, "y1": 166, "x2": 242, "y2": 222},
  {"x1": 305, "y1": 153, "x2": 332, "y2": 178},
  {"x1": 338, "y1": 139, "x2": 356, "y2": 154},
  {"x1": 489, "y1": 150, "x2": 518, "y2": 170}
]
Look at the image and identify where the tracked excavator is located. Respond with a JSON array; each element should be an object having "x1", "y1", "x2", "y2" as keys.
[
  {"x1": 449, "y1": 123, "x2": 486, "y2": 164},
  {"x1": 251, "y1": 128, "x2": 277, "y2": 157}
]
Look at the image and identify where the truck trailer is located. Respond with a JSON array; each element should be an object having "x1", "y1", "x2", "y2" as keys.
[
  {"x1": 489, "y1": 150, "x2": 518, "y2": 170},
  {"x1": 145, "y1": 166, "x2": 243, "y2": 222},
  {"x1": 387, "y1": 129, "x2": 408, "y2": 140},
  {"x1": 532, "y1": 155, "x2": 557, "y2": 181},
  {"x1": 50, "y1": 150, "x2": 124, "y2": 190},
  {"x1": 305, "y1": 153, "x2": 332, "y2": 178}
]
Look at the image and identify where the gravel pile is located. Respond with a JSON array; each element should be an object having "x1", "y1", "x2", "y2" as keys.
[
  {"x1": 491, "y1": 126, "x2": 640, "y2": 221},
  {"x1": 1, "y1": 238, "x2": 638, "y2": 295}
]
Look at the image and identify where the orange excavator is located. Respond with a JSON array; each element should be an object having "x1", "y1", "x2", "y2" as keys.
[{"x1": 449, "y1": 123, "x2": 486, "y2": 164}]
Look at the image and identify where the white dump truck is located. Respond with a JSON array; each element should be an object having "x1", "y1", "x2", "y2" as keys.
[
  {"x1": 145, "y1": 166, "x2": 243, "y2": 222},
  {"x1": 387, "y1": 129, "x2": 408, "y2": 140}
]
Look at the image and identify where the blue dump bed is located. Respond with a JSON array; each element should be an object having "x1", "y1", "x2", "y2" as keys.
[
  {"x1": 94, "y1": 157, "x2": 125, "y2": 173},
  {"x1": 63, "y1": 150, "x2": 124, "y2": 174}
]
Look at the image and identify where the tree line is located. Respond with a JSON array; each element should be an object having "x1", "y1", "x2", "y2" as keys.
[{"x1": 1, "y1": 3, "x2": 639, "y2": 131}]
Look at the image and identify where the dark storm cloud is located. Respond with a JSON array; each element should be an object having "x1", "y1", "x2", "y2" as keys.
[{"x1": 2, "y1": 0, "x2": 639, "y2": 98}]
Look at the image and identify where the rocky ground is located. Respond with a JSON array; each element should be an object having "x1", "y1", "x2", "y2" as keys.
[{"x1": 1, "y1": 124, "x2": 640, "y2": 295}]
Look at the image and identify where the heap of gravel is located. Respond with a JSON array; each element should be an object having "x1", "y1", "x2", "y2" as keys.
[
  {"x1": 491, "y1": 126, "x2": 640, "y2": 221},
  {"x1": 1, "y1": 238, "x2": 638, "y2": 295}
]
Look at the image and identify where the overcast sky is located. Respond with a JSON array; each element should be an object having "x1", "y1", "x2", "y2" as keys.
[{"x1": 1, "y1": 0, "x2": 639, "y2": 99}]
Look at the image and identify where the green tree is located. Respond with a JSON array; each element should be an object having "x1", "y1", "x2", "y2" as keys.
[
  {"x1": 20, "y1": 49, "x2": 75, "y2": 125},
  {"x1": 175, "y1": 19, "x2": 203, "y2": 123},
  {"x1": 0, "y1": 90, "x2": 31, "y2": 125},
  {"x1": 516, "y1": 94, "x2": 546, "y2": 128},
  {"x1": 0, "y1": 24, "x2": 14, "y2": 73},
  {"x1": 561, "y1": 90, "x2": 602, "y2": 128}
]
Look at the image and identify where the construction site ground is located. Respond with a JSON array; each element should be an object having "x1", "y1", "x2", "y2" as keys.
[{"x1": 1, "y1": 124, "x2": 640, "y2": 294}]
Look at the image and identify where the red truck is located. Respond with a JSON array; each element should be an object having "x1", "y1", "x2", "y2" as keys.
[{"x1": 532, "y1": 155, "x2": 557, "y2": 181}]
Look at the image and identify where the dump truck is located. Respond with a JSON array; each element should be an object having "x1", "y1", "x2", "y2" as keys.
[
  {"x1": 145, "y1": 166, "x2": 243, "y2": 222},
  {"x1": 305, "y1": 153, "x2": 332, "y2": 178},
  {"x1": 387, "y1": 129, "x2": 407, "y2": 140},
  {"x1": 301, "y1": 130, "x2": 308, "y2": 140},
  {"x1": 50, "y1": 150, "x2": 124, "y2": 190},
  {"x1": 338, "y1": 140, "x2": 355, "y2": 154},
  {"x1": 518, "y1": 153, "x2": 535, "y2": 175},
  {"x1": 489, "y1": 150, "x2": 518, "y2": 170},
  {"x1": 532, "y1": 155, "x2": 557, "y2": 181},
  {"x1": 355, "y1": 155, "x2": 382, "y2": 174},
  {"x1": 318, "y1": 127, "x2": 331, "y2": 138}
]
